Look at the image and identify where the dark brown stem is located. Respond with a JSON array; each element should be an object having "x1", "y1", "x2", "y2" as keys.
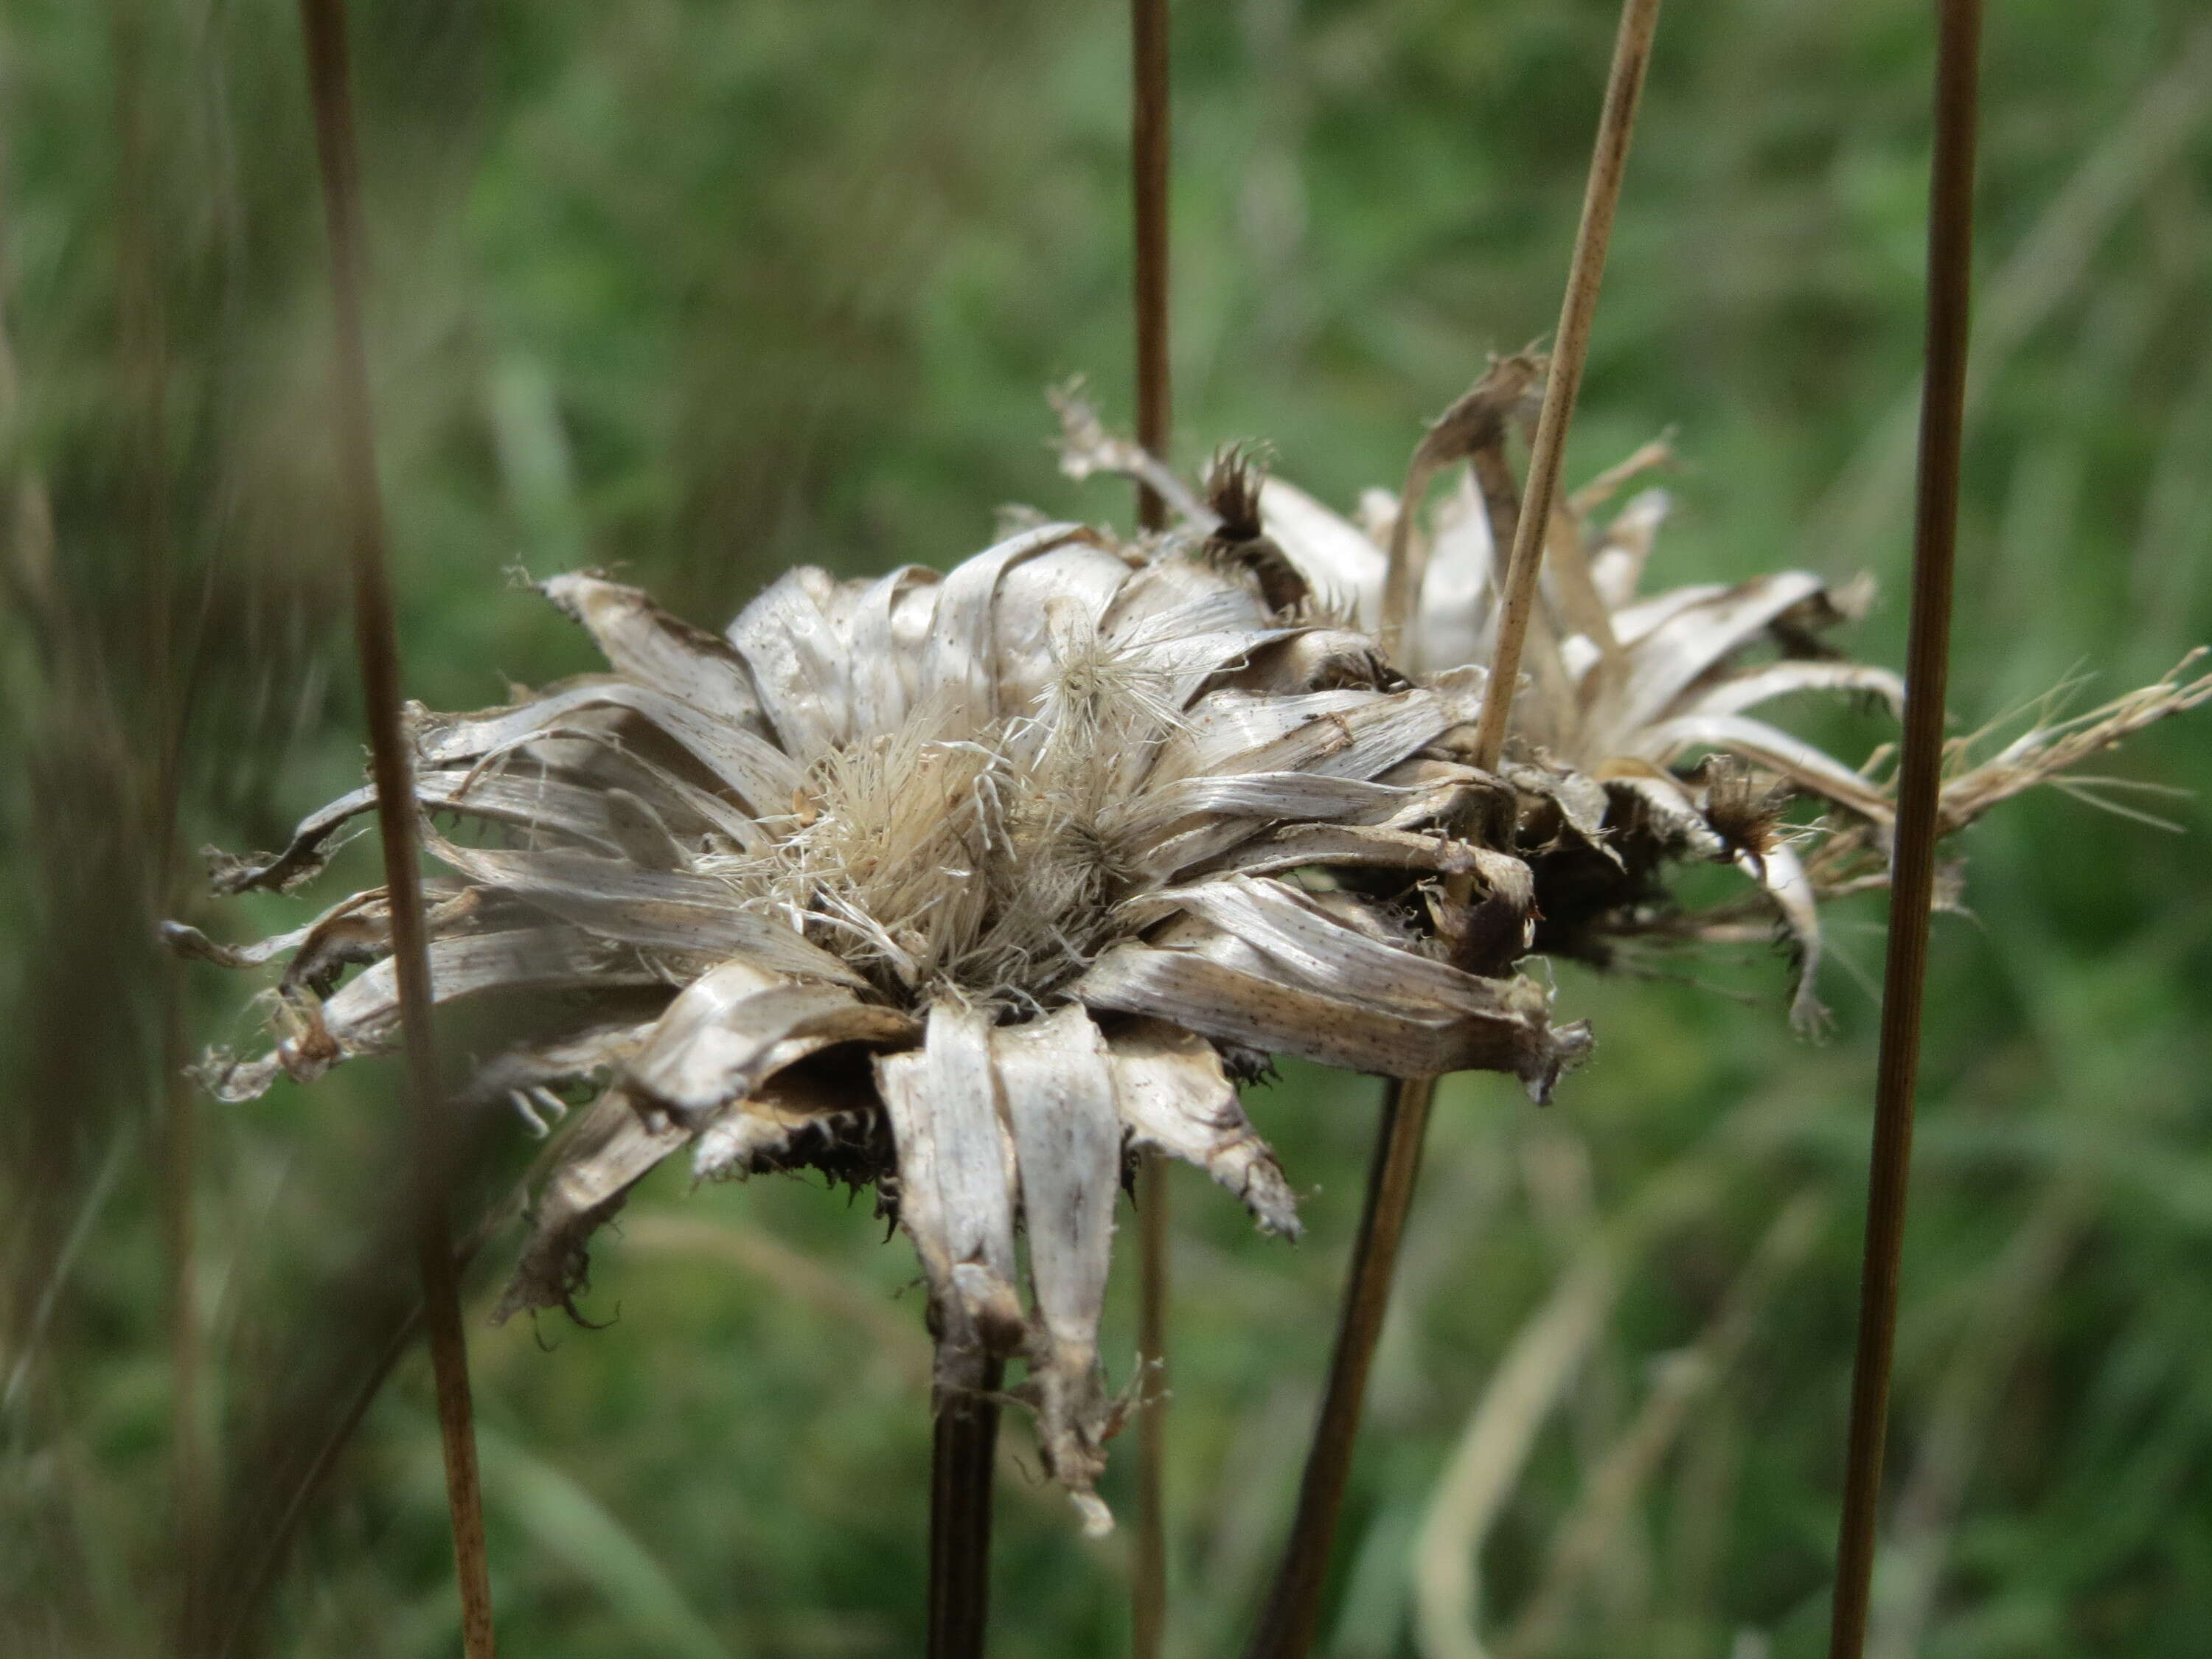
[
  {"x1": 1242, "y1": 1078, "x2": 1434, "y2": 1659},
  {"x1": 1134, "y1": 1153, "x2": 1170, "y2": 1656},
  {"x1": 1130, "y1": 0, "x2": 1172, "y2": 534},
  {"x1": 296, "y1": 6, "x2": 498, "y2": 1656},
  {"x1": 928, "y1": 1356, "x2": 1006, "y2": 1659},
  {"x1": 1826, "y1": 4, "x2": 1981, "y2": 1656},
  {"x1": 1248, "y1": 7, "x2": 1660, "y2": 1653},
  {"x1": 1130, "y1": 0, "x2": 1174, "y2": 1652}
]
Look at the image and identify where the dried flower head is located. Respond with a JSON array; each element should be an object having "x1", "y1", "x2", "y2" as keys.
[
  {"x1": 175, "y1": 518, "x2": 1592, "y2": 1530},
  {"x1": 1060, "y1": 376, "x2": 2212, "y2": 1031}
]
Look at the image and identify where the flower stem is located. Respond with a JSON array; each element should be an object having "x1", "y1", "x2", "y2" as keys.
[
  {"x1": 1135, "y1": 1152, "x2": 1171, "y2": 1655},
  {"x1": 1247, "y1": 7, "x2": 1661, "y2": 1653},
  {"x1": 1827, "y1": 4, "x2": 1981, "y2": 1656},
  {"x1": 296, "y1": 6, "x2": 498, "y2": 1655},
  {"x1": 1242, "y1": 1077, "x2": 1435, "y2": 1658},
  {"x1": 928, "y1": 1355, "x2": 1006, "y2": 1659}
]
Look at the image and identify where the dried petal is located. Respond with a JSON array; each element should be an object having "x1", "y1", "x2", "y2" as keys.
[
  {"x1": 1103, "y1": 1017, "x2": 1298, "y2": 1237},
  {"x1": 1741, "y1": 840, "x2": 1829, "y2": 1035},
  {"x1": 626, "y1": 960, "x2": 915, "y2": 1120},
  {"x1": 726, "y1": 568, "x2": 857, "y2": 758},
  {"x1": 1080, "y1": 941, "x2": 1589, "y2": 1102},
  {"x1": 1257, "y1": 475, "x2": 1386, "y2": 627},
  {"x1": 992, "y1": 1007, "x2": 1123, "y2": 1531},
  {"x1": 542, "y1": 572, "x2": 768, "y2": 732},
  {"x1": 1684, "y1": 659, "x2": 1905, "y2": 722},
  {"x1": 877, "y1": 1003, "x2": 1024, "y2": 1400},
  {"x1": 496, "y1": 1091, "x2": 688, "y2": 1321},
  {"x1": 1638, "y1": 712, "x2": 1894, "y2": 823},
  {"x1": 419, "y1": 681, "x2": 804, "y2": 817}
]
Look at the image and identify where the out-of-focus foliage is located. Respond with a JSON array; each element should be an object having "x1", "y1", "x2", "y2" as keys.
[{"x1": 4, "y1": 1, "x2": 2211, "y2": 1656}]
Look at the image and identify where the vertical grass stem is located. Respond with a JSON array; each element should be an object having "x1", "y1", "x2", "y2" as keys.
[
  {"x1": 1467, "y1": 0, "x2": 1662, "y2": 774},
  {"x1": 296, "y1": 5, "x2": 498, "y2": 1655},
  {"x1": 1130, "y1": 0, "x2": 1175, "y2": 1653},
  {"x1": 928, "y1": 1355, "x2": 1006, "y2": 1659},
  {"x1": 1826, "y1": 4, "x2": 1982, "y2": 1655}
]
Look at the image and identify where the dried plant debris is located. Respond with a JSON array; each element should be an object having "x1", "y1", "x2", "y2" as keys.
[{"x1": 181, "y1": 384, "x2": 2205, "y2": 1528}]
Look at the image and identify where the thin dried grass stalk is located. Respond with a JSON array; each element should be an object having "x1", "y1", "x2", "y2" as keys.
[
  {"x1": 296, "y1": 4, "x2": 498, "y2": 1652},
  {"x1": 1832, "y1": 10, "x2": 1984, "y2": 1654}
]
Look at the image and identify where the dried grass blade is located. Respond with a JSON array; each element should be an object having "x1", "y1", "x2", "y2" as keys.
[
  {"x1": 217, "y1": 1161, "x2": 546, "y2": 1657},
  {"x1": 1828, "y1": 5, "x2": 1982, "y2": 1656},
  {"x1": 105, "y1": 16, "x2": 206, "y2": 1632},
  {"x1": 296, "y1": 4, "x2": 496, "y2": 1652}
]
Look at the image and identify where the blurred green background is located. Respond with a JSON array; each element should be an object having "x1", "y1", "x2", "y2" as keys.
[{"x1": 6, "y1": 1, "x2": 2212, "y2": 1655}]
